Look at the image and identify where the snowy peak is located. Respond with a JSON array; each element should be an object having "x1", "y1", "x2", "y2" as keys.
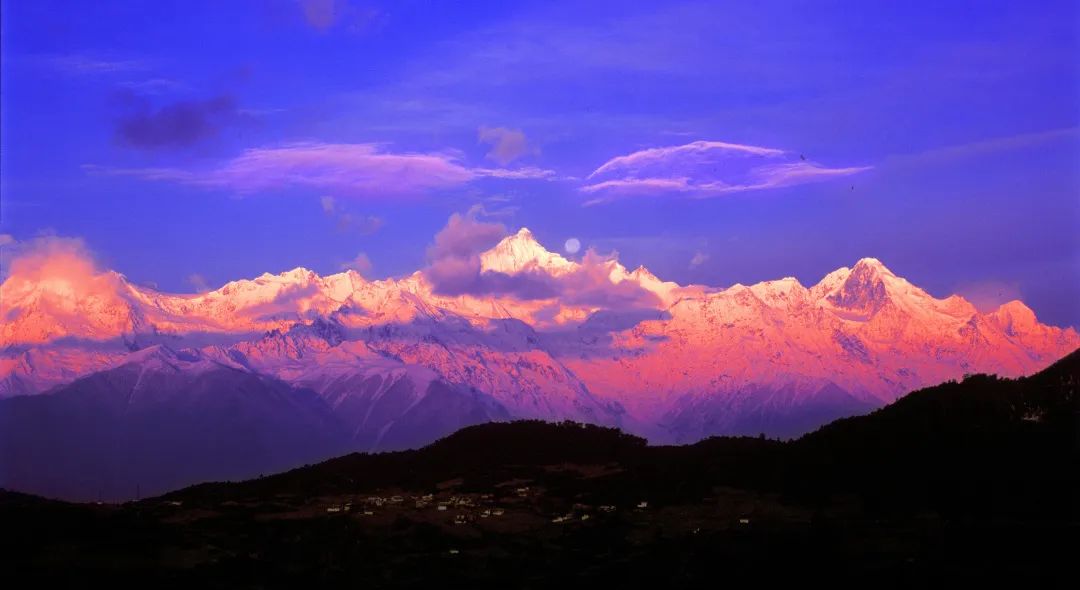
[
  {"x1": 749, "y1": 277, "x2": 808, "y2": 307},
  {"x1": 818, "y1": 257, "x2": 913, "y2": 315},
  {"x1": 988, "y1": 300, "x2": 1039, "y2": 336},
  {"x1": 480, "y1": 228, "x2": 576, "y2": 275},
  {"x1": 852, "y1": 257, "x2": 895, "y2": 276},
  {"x1": 826, "y1": 263, "x2": 890, "y2": 313}
]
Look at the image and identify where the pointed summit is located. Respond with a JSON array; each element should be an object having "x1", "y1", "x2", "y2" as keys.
[
  {"x1": 480, "y1": 228, "x2": 576, "y2": 275},
  {"x1": 851, "y1": 257, "x2": 895, "y2": 276},
  {"x1": 989, "y1": 300, "x2": 1038, "y2": 336},
  {"x1": 822, "y1": 258, "x2": 898, "y2": 314}
]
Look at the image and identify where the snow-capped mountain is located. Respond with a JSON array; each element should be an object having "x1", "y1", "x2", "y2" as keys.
[{"x1": 2, "y1": 229, "x2": 1077, "y2": 498}]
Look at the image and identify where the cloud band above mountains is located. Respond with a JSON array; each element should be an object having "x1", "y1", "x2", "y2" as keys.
[
  {"x1": 88, "y1": 142, "x2": 557, "y2": 198},
  {"x1": 580, "y1": 140, "x2": 870, "y2": 203},
  {"x1": 86, "y1": 138, "x2": 866, "y2": 203}
]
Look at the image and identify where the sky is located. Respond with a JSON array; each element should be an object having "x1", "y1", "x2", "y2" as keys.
[{"x1": 1, "y1": 0, "x2": 1078, "y2": 327}]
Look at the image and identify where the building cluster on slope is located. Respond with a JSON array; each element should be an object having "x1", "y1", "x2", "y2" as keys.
[{"x1": 318, "y1": 487, "x2": 652, "y2": 526}]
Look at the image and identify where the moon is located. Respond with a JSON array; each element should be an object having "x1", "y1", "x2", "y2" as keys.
[{"x1": 564, "y1": 238, "x2": 581, "y2": 254}]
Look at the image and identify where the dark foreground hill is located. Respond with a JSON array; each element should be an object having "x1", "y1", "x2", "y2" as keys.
[{"x1": 2, "y1": 350, "x2": 1078, "y2": 588}]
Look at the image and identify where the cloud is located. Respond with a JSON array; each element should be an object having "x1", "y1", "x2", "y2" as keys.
[
  {"x1": 553, "y1": 250, "x2": 660, "y2": 308},
  {"x1": 296, "y1": 0, "x2": 385, "y2": 33},
  {"x1": 581, "y1": 139, "x2": 870, "y2": 202},
  {"x1": 44, "y1": 55, "x2": 148, "y2": 75},
  {"x1": 319, "y1": 196, "x2": 385, "y2": 234},
  {"x1": 751, "y1": 161, "x2": 871, "y2": 186},
  {"x1": 472, "y1": 166, "x2": 556, "y2": 180},
  {"x1": 588, "y1": 140, "x2": 786, "y2": 179},
  {"x1": 114, "y1": 94, "x2": 239, "y2": 149},
  {"x1": 689, "y1": 251, "x2": 709, "y2": 269},
  {"x1": 0, "y1": 236, "x2": 127, "y2": 329},
  {"x1": 955, "y1": 280, "x2": 1025, "y2": 313},
  {"x1": 1, "y1": 235, "x2": 98, "y2": 280},
  {"x1": 341, "y1": 252, "x2": 373, "y2": 276},
  {"x1": 430, "y1": 206, "x2": 513, "y2": 257},
  {"x1": 423, "y1": 209, "x2": 561, "y2": 298},
  {"x1": 89, "y1": 142, "x2": 557, "y2": 197},
  {"x1": 422, "y1": 209, "x2": 659, "y2": 310},
  {"x1": 118, "y1": 78, "x2": 190, "y2": 96},
  {"x1": 187, "y1": 273, "x2": 211, "y2": 293},
  {"x1": 240, "y1": 282, "x2": 322, "y2": 321},
  {"x1": 298, "y1": 0, "x2": 338, "y2": 29},
  {"x1": 478, "y1": 125, "x2": 531, "y2": 165},
  {"x1": 887, "y1": 127, "x2": 1080, "y2": 168}
]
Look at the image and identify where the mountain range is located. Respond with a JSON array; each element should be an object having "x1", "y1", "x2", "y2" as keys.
[{"x1": 2, "y1": 229, "x2": 1077, "y2": 499}]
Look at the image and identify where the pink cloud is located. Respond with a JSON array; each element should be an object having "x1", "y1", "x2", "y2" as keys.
[
  {"x1": 187, "y1": 273, "x2": 211, "y2": 293},
  {"x1": 87, "y1": 142, "x2": 557, "y2": 198},
  {"x1": 582, "y1": 139, "x2": 870, "y2": 201},
  {"x1": 341, "y1": 252, "x2": 374, "y2": 276},
  {"x1": 428, "y1": 209, "x2": 508, "y2": 259},
  {"x1": 588, "y1": 140, "x2": 786, "y2": 179},
  {"x1": 750, "y1": 161, "x2": 872, "y2": 188},
  {"x1": 478, "y1": 125, "x2": 532, "y2": 165},
  {"x1": 424, "y1": 209, "x2": 509, "y2": 295},
  {"x1": 0, "y1": 236, "x2": 130, "y2": 344},
  {"x1": 581, "y1": 177, "x2": 693, "y2": 194},
  {"x1": 473, "y1": 166, "x2": 556, "y2": 180},
  {"x1": 555, "y1": 249, "x2": 660, "y2": 309},
  {"x1": 204, "y1": 143, "x2": 475, "y2": 195}
]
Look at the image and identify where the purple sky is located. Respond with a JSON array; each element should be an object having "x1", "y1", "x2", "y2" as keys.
[{"x1": 1, "y1": 0, "x2": 1078, "y2": 326}]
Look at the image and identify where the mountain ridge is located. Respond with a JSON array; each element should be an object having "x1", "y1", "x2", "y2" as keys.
[{"x1": 2, "y1": 230, "x2": 1077, "y2": 498}]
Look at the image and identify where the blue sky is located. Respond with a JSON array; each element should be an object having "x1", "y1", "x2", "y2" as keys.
[{"x1": 2, "y1": 0, "x2": 1078, "y2": 326}]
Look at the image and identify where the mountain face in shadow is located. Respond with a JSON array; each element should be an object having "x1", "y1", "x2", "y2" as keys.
[
  {"x1": 0, "y1": 346, "x2": 508, "y2": 501},
  {"x1": 0, "y1": 348, "x2": 346, "y2": 501}
]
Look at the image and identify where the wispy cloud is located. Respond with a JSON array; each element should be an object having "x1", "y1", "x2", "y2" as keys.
[
  {"x1": 581, "y1": 139, "x2": 869, "y2": 203},
  {"x1": 44, "y1": 54, "x2": 149, "y2": 75},
  {"x1": 186, "y1": 273, "x2": 211, "y2": 293},
  {"x1": 472, "y1": 166, "x2": 556, "y2": 180},
  {"x1": 887, "y1": 127, "x2": 1080, "y2": 167},
  {"x1": 320, "y1": 196, "x2": 384, "y2": 234},
  {"x1": 118, "y1": 78, "x2": 190, "y2": 95},
  {"x1": 87, "y1": 142, "x2": 557, "y2": 198},
  {"x1": 588, "y1": 140, "x2": 786, "y2": 179}
]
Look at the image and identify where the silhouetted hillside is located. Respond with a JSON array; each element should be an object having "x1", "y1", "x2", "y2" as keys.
[
  {"x1": 787, "y1": 348, "x2": 1079, "y2": 515},
  {"x1": 3, "y1": 350, "x2": 1077, "y2": 587}
]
